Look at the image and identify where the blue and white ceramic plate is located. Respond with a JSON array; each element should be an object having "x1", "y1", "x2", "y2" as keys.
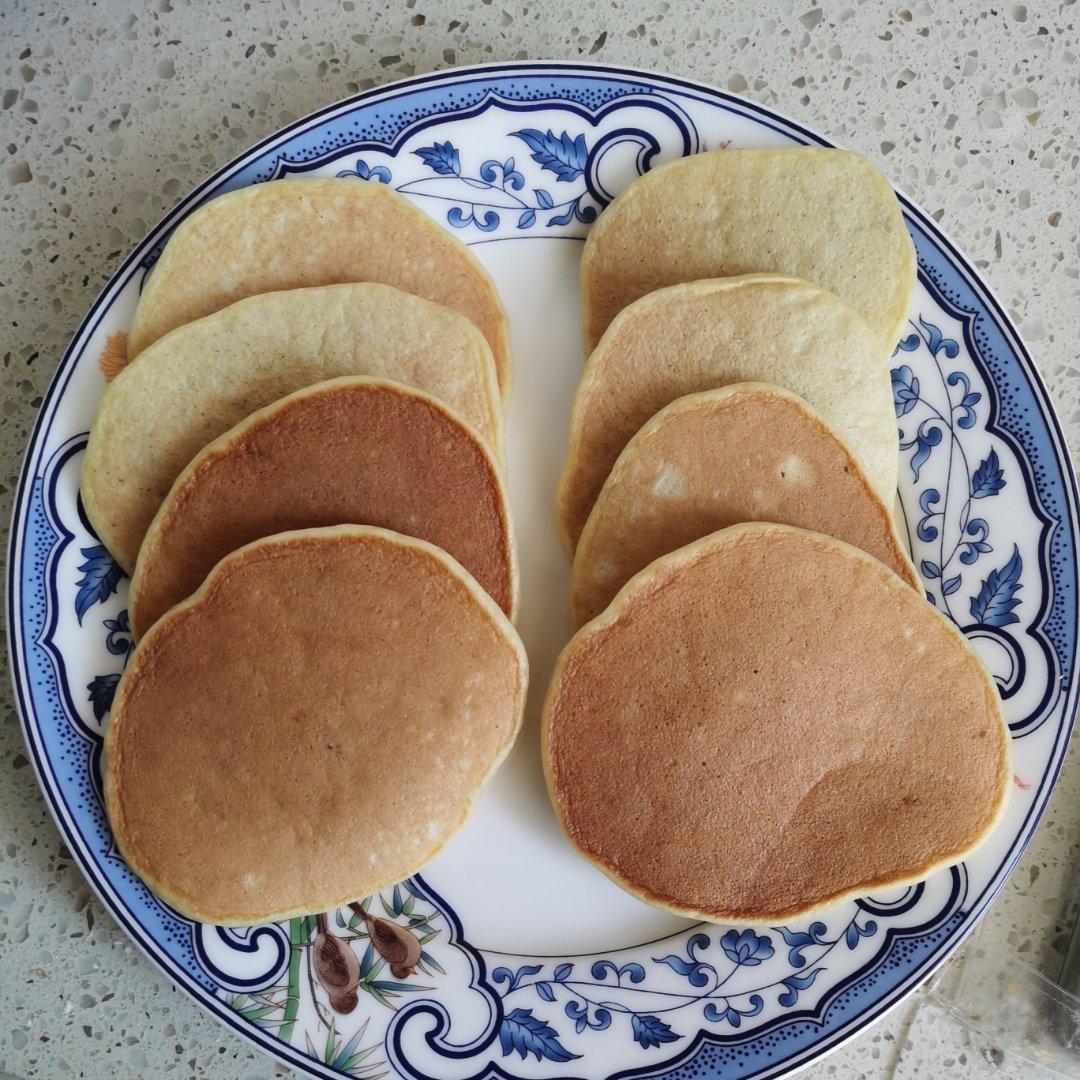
[{"x1": 7, "y1": 63, "x2": 1078, "y2": 1080}]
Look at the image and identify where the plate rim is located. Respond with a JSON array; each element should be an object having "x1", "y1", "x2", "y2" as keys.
[{"x1": 6, "y1": 59, "x2": 1079, "y2": 1080}]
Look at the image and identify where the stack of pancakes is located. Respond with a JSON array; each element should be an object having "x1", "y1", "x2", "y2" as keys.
[
  {"x1": 84, "y1": 180, "x2": 528, "y2": 925},
  {"x1": 546, "y1": 148, "x2": 1011, "y2": 924}
]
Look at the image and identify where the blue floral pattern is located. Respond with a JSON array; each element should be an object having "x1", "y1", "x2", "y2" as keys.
[
  {"x1": 488, "y1": 915, "x2": 878, "y2": 1059},
  {"x1": 332, "y1": 128, "x2": 599, "y2": 234},
  {"x1": 892, "y1": 318, "x2": 1022, "y2": 627}
]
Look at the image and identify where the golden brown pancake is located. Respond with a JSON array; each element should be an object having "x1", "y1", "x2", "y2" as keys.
[
  {"x1": 544, "y1": 523, "x2": 1009, "y2": 924},
  {"x1": 129, "y1": 377, "x2": 517, "y2": 638},
  {"x1": 128, "y1": 178, "x2": 513, "y2": 401},
  {"x1": 581, "y1": 147, "x2": 915, "y2": 356},
  {"x1": 83, "y1": 283, "x2": 503, "y2": 573},
  {"x1": 571, "y1": 384, "x2": 919, "y2": 627},
  {"x1": 558, "y1": 275, "x2": 898, "y2": 554},
  {"x1": 106, "y1": 526, "x2": 528, "y2": 925}
]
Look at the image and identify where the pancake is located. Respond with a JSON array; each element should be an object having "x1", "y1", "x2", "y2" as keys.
[
  {"x1": 129, "y1": 377, "x2": 517, "y2": 638},
  {"x1": 558, "y1": 275, "x2": 897, "y2": 554},
  {"x1": 129, "y1": 178, "x2": 513, "y2": 400},
  {"x1": 83, "y1": 283, "x2": 503, "y2": 573},
  {"x1": 106, "y1": 525, "x2": 528, "y2": 925},
  {"x1": 571, "y1": 384, "x2": 919, "y2": 628},
  {"x1": 544, "y1": 523, "x2": 1009, "y2": 924},
  {"x1": 581, "y1": 146, "x2": 915, "y2": 356}
]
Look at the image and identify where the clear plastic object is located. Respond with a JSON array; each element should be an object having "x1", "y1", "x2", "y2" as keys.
[{"x1": 892, "y1": 926, "x2": 1080, "y2": 1078}]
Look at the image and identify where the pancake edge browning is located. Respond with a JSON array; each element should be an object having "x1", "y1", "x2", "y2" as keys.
[
  {"x1": 106, "y1": 524, "x2": 529, "y2": 925},
  {"x1": 128, "y1": 376, "x2": 520, "y2": 639},
  {"x1": 83, "y1": 282, "x2": 506, "y2": 574},
  {"x1": 556, "y1": 273, "x2": 898, "y2": 557},
  {"x1": 543, "y1": 521, "x2": 1011, "y2": 925},
  {"x1": 569, "y1": 382, "x2": 921, "y2": 629}
]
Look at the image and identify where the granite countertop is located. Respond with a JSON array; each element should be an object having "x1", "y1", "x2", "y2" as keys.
[{"x1": 1, "y1": 2, "x2": 1078, "y2": 1077}]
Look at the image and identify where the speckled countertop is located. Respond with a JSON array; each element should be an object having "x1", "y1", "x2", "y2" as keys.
[{"x1": 1, "y1": 2, "x2": 1078, "y2": 1078}]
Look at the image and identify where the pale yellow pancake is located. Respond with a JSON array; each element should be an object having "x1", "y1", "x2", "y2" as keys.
[
  {"x1": 129, "y1": 178, "x2": 513, "y2": 400},
  {"x1": 544, "y1": 523, "x2": 1009, "y2": 925},
  {"x1": 558, "y1": 275, "x2": 898, "y2": 554},
  {"x1": 106, "y1": 526, "x2": 528, "y2": 925},
  {"x1": 581, "y1": 146, "x2": 915, "y2": 356},
  {"x1": 83, "y1": 283, "x2": 503, "y2": 573},
  {"x1": 571, "y1": 384, "x2": 919, "y2": 628},
  {"x1": 129, "y1": 377, "x2": 517, "y2": 638}
]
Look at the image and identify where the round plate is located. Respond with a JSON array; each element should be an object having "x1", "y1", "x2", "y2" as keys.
[{"x1": 7, "y1": 63, "x2": 1078, "y2": 1080}]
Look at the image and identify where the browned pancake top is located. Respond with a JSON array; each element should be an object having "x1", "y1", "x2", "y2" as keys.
[
  {"x1": 107, "y1": 527, "x2": 527, "y2": 924},
  {"x1": 546, "y1": 523, "x2": 1009, "y2": 923},
  {"x1": 130, "y1": 378, "x2": 515, "y2": 637},
  {"x1": 571, "y1": 385, "x2": 919, "y2": 627}
]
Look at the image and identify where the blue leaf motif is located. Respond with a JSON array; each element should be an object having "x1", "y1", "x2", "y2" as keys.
[
  {"x1": 960, "y1": 518, "x2": 993, "y2": 565},
  {"x1": 511, "y1": 128, "x2": 587, "y2": 181},
  {"x1": 901, "y1": 422, "x2": 943, "y2": 482},
  {"x1": 75, "y1": 545, "x2": 123, "y2": 624},
  {"x1": 517, "y1": 210, "x2": 536, "y2": 229},
  {"x1": 942, "y1": 575, "x2": 962, "y2": 597},
  {"x1": 414, "y1": 141, "x2": 460, "y2": 176},
  {"x1": 492, "y1": 963, "x2": 542, "y2": 993},
  {"x1": 553, "y1": 963, "x2": 572, "y2": 982},
  {"x1": 895, "y1": 332, "x2": 921, "y2": 353},
  {"x1": 971, "y1": 449, "x2": 1005, "y2": 499},
  {"x1": 704, "y1": 995, "x2": 764, "y2": 1027},
  {"x1": 654, "y1": 953, "x2": 711, "y2": 988},
  {"x1": 843, "y1": 919, "x2": 878, "y2": 950},
  {"x1": 631, "y1": 1013, "x2": 679, "y2": 1049},
  {"x1": 590, "y1": 959, "x2": 646, "y2": 984},
  {"x1": 478, "y1": 158, "x2": 523, "y2": 189},
  {"x1": 917, "y1": 488, "x2": 942, "y2": 542},
  {"x1": 720, "y1": 929, "x2": 774, "y2": 967},
  {"x1": 547, "y1": 202, "x2": 577, "y2": 227},
  {"x1": 566, "y1": 1003, "x2": 588, "y2": 1035},
  {"x1": 919, "y1": 316, "x2": 960, "y2": 359},
  {"x1": 778, "y1": 968, "x2": 822, "y2": 1007},
  {"x1": 921, "y1": 560, "x2": 941, "y2": 580},
  {"x1": 970, "y1": 547, "x2": 1023, "y2": 627},
  {"x1": 536, "y1": 981, "x2": 555, "y2": 1003},
  {"x1": 891, "y1": 365, "x2": 920, "y2": 417},
  {"x1": 499, "y1": 1008, "x2": 580, "y2": 1062},
  {"x1": 535, "y1": 188, "x2": 554, "y2": 209},
  {"x1": 87, "y1": 673, "x2": 120, "y2": 721},
  {"x1": 336, "y1": 159, "x2": 391, "y2": 183},
  {"x1": 104, "y1": 610, "x2": 131, "y2": 655},
  {"x1": 447, "y1": 206, "x2": 499, "y2": 232},
  {"x1": 775, "y1": 922, "x2": 828, "y2": 968},
  {"x1": 948, "y1": 371, "x2": 981, "y2": 429},
  {"x1": 564, "y1": 1000, "x2": 610, "y2": 1034}
]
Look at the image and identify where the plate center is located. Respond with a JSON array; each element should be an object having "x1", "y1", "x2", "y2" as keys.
[{"x1": 421, "y1": 237, "x2": 695, "y2": 954}]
